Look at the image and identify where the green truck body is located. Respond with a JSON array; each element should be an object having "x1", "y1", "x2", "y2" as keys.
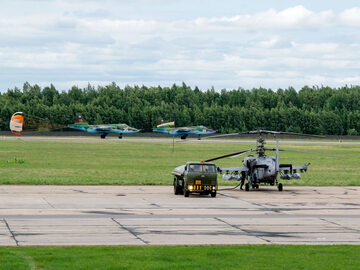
[{"x1": 172, "y1": 161, "x2": 218, "y2": 197}]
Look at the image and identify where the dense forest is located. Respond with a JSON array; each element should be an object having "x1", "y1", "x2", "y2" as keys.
[{"x1": 0, "y1": 82, "x2": 360, "y2": 135}]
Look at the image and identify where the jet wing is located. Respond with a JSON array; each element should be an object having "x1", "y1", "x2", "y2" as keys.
[
  {"x1": 191, "y1": 130, "x2": 216, "y2": 135},
  {"x1": 119, "y1": 129, "x2": 140, "y2": 133},
  {"x1": 94, "y1": 124, "x2": 140, "y2": 134},
  {"x1": 174, "y1": 128, "x2": 192, "y2": 133},
  {"x1": 94, "y1": 126, "x2": 112, "y2": 132}
]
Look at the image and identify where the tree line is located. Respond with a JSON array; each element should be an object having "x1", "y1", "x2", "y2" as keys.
[{"x1": 0, "y1": 82, "x2": 359, "y2": 135}]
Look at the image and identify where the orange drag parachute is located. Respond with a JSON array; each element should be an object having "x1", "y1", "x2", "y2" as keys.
[
  {"x1": 9, "y1": 112, "x2": 65, "y2": 135},
  {"x1": 9, "y1": 112, "x2": 24, "y2": 135}
]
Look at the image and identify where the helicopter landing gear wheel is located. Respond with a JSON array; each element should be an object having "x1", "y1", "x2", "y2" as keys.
[
  {"x1": 278, "y1": 183, "x2": 283, "y2": 191},
  {"x1": 245, "y1": 183, "x2": 250, "y2": 191}
]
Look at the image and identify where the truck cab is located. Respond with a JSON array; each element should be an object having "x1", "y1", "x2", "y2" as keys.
[{"x1": 172, "y1": 161, "x2": 218, "y2": 197}]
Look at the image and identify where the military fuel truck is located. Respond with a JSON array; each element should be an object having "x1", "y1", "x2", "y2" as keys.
[{"x1": 172, "y1": 161, "x2": 218, "y2": 197}]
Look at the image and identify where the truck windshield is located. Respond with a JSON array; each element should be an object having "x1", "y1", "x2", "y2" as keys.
[
  {"x1": 203, "y1": 165, "x2": 216, "y2": 173},
  {"x1": 189, "y1": 165, "x2": 216, "y2": 173}
]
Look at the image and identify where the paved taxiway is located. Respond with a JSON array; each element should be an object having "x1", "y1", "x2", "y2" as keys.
[
  {"x1": 0, "y1": 186, "x2": 359, "y2": 246},
  {"x1": 1, "y1": 135, "x2": 360, "y2": 145}
]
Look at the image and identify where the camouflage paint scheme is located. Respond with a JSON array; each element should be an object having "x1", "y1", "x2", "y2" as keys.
[
  {"x1": 68, "y1": 115, "x2": 140, "y2": 139},
  {"x1": 152, "y1": 121, "x2": 216, "y2": 139}
]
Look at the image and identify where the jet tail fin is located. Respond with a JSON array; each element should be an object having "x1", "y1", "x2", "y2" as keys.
[
  {"x1": 157, "y1": 119, "x2": 165, "y2": 125},
  {"x1": 156, "y1": 118, "x2": 175, "y2": 128},
  {"x1": 74, "y1": 115, "x2": 88, "y2": 125},
  {"x1": 157, "y1": 121, "x2": 175, "y2": 128}
]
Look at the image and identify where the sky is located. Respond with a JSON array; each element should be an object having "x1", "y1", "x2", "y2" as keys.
[{"x1": 1, "y1": 0, "x2": 360, "y2": 92}]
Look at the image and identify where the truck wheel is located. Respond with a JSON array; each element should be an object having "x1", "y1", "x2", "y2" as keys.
[
  {"x1": 174, "y1": 178, "x2": 179, "y2": 195},
  {"x1": 245, "y1": 183, "x2": 250, "y2": 191},
  {"x1": 179, "y1": 180, "x2": 184, "y2": 195},
  {"x1": 211, "y1": 191, "x2": 216, "y2": 197},
  {"x1": 184, "y1": 190, "x2": 190, "y2": 197},
  {"x1": 278, "y1": 183, "x2": 283, "y2": 191}
]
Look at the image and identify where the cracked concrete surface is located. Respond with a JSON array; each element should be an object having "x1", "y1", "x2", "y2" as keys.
[{"x1": 0, "y1": 185, "x2": 359, "y2": 246}]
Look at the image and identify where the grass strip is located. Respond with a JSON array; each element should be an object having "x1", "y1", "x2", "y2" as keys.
[
  {"x1": 0, "y1": 139, "x2": 359, "y2": 185},
  {"x1": 1, "y1": 245, "x2": 359, "y2": 270}
]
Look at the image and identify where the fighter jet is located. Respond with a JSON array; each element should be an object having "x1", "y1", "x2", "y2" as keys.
[
  {"x1": 68, "y1": 115, "x2": 140, "y2": 139},
  {"x1": 152, "y1": 120, "x2": 216, "y2": 140}
]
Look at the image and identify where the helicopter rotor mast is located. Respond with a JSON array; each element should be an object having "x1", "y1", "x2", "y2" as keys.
[
  {"x1": 239, "y1": 129, "x2": 325, "y2": 157},
  {"x1": 203, "y1": 129, "x2": 339, "y2": 192},
  {"x1": 204, "y1": 129, "x2": 328, "y2": 162}
]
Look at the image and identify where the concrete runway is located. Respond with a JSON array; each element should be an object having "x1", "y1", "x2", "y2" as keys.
[
  {"x1": 0, "y1": 185, "x2": 359, "y2": 246},
  {"x1": 1, "y1": 135, "x2": 360, "y2": 145}
]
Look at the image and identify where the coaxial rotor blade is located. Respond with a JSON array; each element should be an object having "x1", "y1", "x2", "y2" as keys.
[
  {"x1": 201, "y1": 133, "x2": 240, "y2": 139},
  {"x1": 205, "y1": 148, "x2": 256, "y2": 162},
  {"x1": 175, "y1": 132, "x2": 239, "y2": 142},
  {"x1": 230, "y1": 149, "x2": 255, "y2": 158},
  {"x1": 203, "y1": 129, "x2": 325, "y2": 139},
  {"x1": 244, "y1": 129, "x2": 325, "y2": 138},
  {"x1": 273, "y1": 131, "x2": 325, "y2": 138},
  {"x1": 264, "y1": 148, "x2": 344, "y2": 158}
]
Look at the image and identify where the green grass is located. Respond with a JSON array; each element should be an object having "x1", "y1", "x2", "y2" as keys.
[
  {"x1": 0, "y1": 139, "x2": 359, "y2": 185},
  {"x1": 0, "y1": 245, "x2": 359, "y2": 270}
]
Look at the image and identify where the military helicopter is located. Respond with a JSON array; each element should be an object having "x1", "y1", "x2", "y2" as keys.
[{"x1": 204, "y1": 129, "x2": 338, "y2": 191}]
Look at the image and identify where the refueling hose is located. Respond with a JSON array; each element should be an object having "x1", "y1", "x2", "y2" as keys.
[{"x1": 218, "y1": 182, "x2": 242, "y2": 191}]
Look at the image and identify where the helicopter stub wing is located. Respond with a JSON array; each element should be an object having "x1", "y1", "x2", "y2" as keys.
[
  {"x1": 219, "y1": 167, "x2": 248, "y2": 173},
  {"x1": 278, "y1": 163, "x2": 311, "y2": 180},
  {"x1": 280, "y1": 163, "x2": 310, "y2": 173},
  {"x1": 219, "y1": 166, "x2": 248, "y2": 181}
]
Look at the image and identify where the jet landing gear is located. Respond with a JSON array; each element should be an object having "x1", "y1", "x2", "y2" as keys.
[
  {"x1": 100, "y1": 134, "x2": 107, "y2": 139},
  {"x1": 118, "y1": 134, "x2": 123, "y2": 139}
]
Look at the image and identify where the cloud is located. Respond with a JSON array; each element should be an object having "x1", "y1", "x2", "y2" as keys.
[
  {"x1": 0, "y1": 3, "x2": 360, "y2": 91},
  {"x1": 339, "y1": 7, "x2": 360, "y2": 27},
  {"x1": 194, "y1": 6, "x2": 336, "y2": 31}
]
